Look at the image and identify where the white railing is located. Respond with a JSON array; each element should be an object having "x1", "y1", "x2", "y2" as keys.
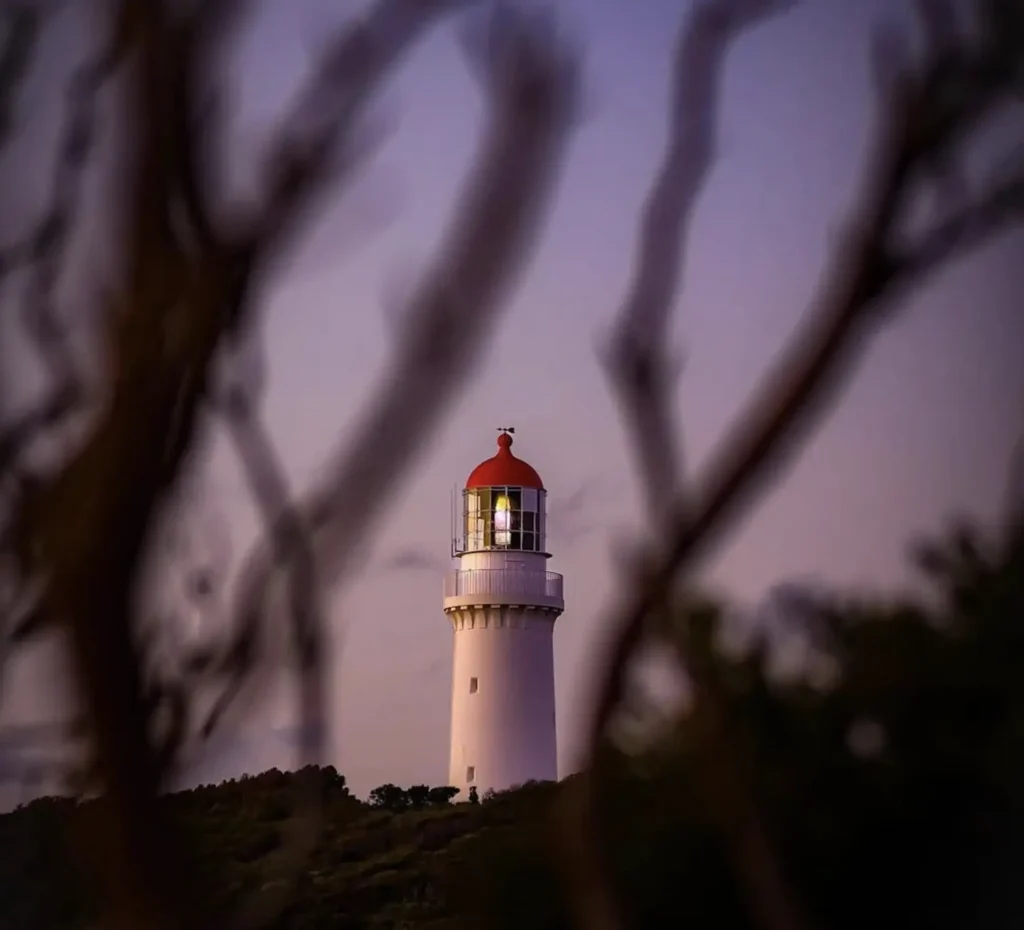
[{"x1": 444, "y1": 568, "x2": 563, "y2": 600}]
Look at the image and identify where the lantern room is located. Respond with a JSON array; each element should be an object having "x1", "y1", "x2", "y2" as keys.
[{"x1": 453, "y1": 430, "x2": 549, "y2": 556}]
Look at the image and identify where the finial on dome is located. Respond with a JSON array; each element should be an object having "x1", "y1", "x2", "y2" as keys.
[{"x1": 467, "y1": 427, "x2": 542, "y2": 489}]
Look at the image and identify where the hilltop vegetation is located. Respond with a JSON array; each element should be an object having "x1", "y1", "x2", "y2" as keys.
[
  {"x1": 1, "y1": 517, "x2": 1022, "y2": 930},
  {"x1": 0, "y1": 766, "x2": 559, "y2": 930}
]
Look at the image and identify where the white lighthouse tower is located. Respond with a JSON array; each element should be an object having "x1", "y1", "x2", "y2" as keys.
[{"x1": 443, "y1": 429, "x2": 564, "y2": 798}]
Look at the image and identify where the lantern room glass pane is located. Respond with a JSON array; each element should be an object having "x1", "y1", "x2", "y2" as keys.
[
  {"x1": 460, "y1": 485, "x2": 549, "y2": 553},
  {"x1": 494, "y1": 492, "x2": 512, "y2": 546},
  {"x1": 537, "y1": 491, "x2": 546, "y2": 552}
]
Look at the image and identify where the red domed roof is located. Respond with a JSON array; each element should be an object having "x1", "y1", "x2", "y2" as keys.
[{"x1": 466, "y1": 433, "x2": 544, "y2": 489}]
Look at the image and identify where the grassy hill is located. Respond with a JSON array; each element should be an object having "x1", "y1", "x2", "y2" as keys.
[{"x1": 0, "y1": 769, "x2": 574, "y2": 930}]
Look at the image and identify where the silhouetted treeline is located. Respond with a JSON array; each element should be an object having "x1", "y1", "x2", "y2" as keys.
[{"x1": 366, "y1": 783, "x2": 461, "y2": 812}]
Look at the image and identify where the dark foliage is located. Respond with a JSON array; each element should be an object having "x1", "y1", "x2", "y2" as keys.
[
  {"x1": 367, "y1": 783, "x2": 460, "y2": 812},
  {"x1": 1, "y1": 518, "x2": 1021, "y2": 929}
]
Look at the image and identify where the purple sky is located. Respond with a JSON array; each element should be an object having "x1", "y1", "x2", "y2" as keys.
[{"x1": 1, "y1": 0, "x2": 1022, "y2": 802}]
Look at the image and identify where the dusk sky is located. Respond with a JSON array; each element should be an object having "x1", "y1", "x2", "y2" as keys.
[{"x1": 1, "y1": 0, "x2": 1022, "y2": 803}]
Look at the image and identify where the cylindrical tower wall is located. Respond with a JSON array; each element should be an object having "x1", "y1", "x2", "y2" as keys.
[{"x1": 447, "y1": 606, "x2": 557, "y2": 797}]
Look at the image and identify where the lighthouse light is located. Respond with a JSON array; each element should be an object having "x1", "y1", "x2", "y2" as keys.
[
  {"x1": 460, "y1": 484, "x2": 546, "y2": 553},
  {"x1": 494, "y1": 494, "x2": 512, "y2": 546}
]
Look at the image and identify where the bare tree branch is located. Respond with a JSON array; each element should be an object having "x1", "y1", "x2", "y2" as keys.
[
  {"x1": 576, "y1": 5, "x2": 802, "y2": 929},
  {"x1": 163, "y1": 0, "x2": 251, "y2": 254},
  {"x1": 214, "y1": 385, "x2": 326, "y2": 930},
  {"x1": 0, "y1": 0, "x2": 399, "y2": 925},
  {"x1": 585, "y1": 3, "x2": 1024, "y2": 930},
  {"x1": 304, "y1": 5, "x2": 579, "y2": 579},
  {"x1": 218, "y1": 5, "x2": 581, "y2": 748},
  {"x1": 604, "y1": 0, "x2": 793, "y2": 516},
  {"x1": 0, "y1": 8, "x2": 129, "y2": 486},
  {"x1": 240, "y1": 0, "x2": 470, "y2": 262},
  {"x1": 595, "y1": 0, "x2": 1024, "y2": 783},
  {"x1": 889, "y1": 163, "x2": 1024, "y2": 283},
  {"x1": 0, "y1": 1, "x2": 575, "y2": 926},
  {"x1": 562, "y1": 6, "x2": 807, "y2": 930},
  {"x1": 0, "y1": 3, "x2": 38, "y2": 149}
]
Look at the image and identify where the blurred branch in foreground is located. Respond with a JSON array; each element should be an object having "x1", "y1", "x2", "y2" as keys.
[
  {"x1": 582, "y1": 1, "x2": 1024, "y2": 930},
  {"x1": 0, "y1": 0, "x2": 579, "y2": 928}
]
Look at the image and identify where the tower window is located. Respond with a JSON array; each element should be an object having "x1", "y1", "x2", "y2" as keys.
[
  {"x1": 466, "y1": 766, "x2": 475, "y2": 783},
  {"x1": 469, "y1": 677, "x2": 478, "y2": 694}
]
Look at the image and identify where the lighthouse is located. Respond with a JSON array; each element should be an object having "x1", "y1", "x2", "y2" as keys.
[{"x1": 443, "y1": 429, "x2": 565, "y2": 797}]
